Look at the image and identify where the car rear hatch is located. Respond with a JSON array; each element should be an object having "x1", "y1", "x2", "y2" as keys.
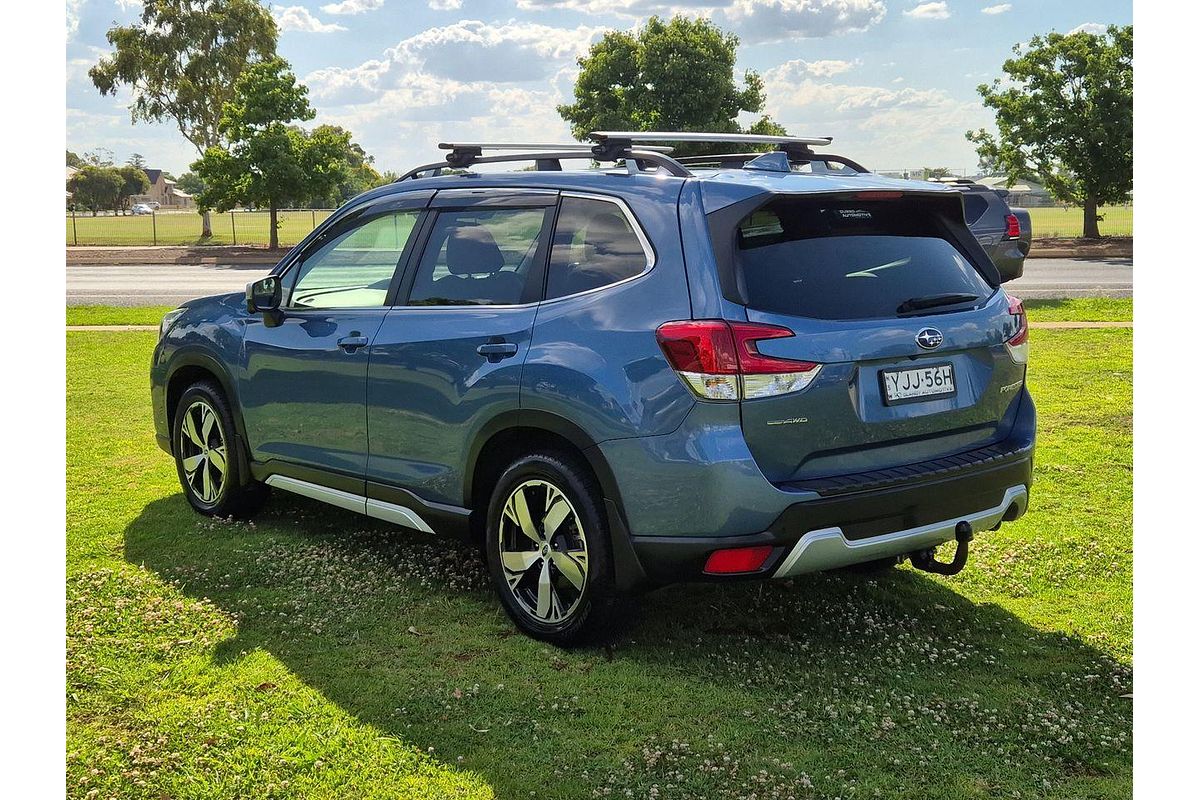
[{"x1": 705, "y1": 190, "x2": 1029, "y2": 485}]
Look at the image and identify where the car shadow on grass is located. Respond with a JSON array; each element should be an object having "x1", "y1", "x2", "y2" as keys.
[{"x1": 125, "y1": 493, "x2": 1132, "y2": 800}]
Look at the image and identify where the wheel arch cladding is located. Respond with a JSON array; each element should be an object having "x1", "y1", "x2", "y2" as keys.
[
  {"x1": 165, "y1": 351, "x2": 249, "y2": 465},
  {"x1": 465, "y1": 412, "x2": 649, "y2": 592}
]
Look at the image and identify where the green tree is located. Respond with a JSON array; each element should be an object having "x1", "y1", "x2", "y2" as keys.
[
  {"x1": 558, "y1": 15, "x2": 783, "y2": 155},
  {"x1": 127, "y1": 152, "x2": 148, "y2": 169},
  {"x1": 83, "y1": 148, "x2": 115, "y2": 167},
  {"x1": 67, "y1": 150, "x2": 83, "y2": 168},
  {"x1": 967, "y1": 24, "x2": 1132, "y2": 238},
  {"x1": 68, "y1": 166, "x2": 124, "y2": 215},
  {"x1": 922, "y1": 167, "x2": 953, "y2": 180},
  {"x1": 116, "y1": 165, "x2": 151, "y2": 214},
  {"x1": 192, "y1": 57, "x2": 349, "y2": 248},
  {"x1": 89, "y1": 0, "x2": 277, "y2": 237},
  {"x1": 175, "y1": 171, "x2": 206, "y2": 196},
  {"x1": 303, "y1": 125, "x2": 383, "y2": 207}
]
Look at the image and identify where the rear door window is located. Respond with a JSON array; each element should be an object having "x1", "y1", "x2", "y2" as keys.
[
  {"x1": 407, "y1": 207, "x2": 552, "y2": 306},
  {"x1": 546, "y1": 196, "x2": 650, "y2": 299},
  {"x1": 735, "y1": 197, "x2": 993, "y2": 320}
]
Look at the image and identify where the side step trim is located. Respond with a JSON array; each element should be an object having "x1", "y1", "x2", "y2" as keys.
[
  {"x1": 772, "y1": 485, "x2": 1028, "y2": 578},
  {"x1": 265, "y1": 475, "x2": 435, "y2": 534}
]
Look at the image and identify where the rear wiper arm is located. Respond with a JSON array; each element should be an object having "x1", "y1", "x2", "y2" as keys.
[{"x1": 896, "y1": 293, "x2": 979, "y2": 316}]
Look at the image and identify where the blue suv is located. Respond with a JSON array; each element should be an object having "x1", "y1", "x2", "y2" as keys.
[{"x1": 151, "y1": 133, "x2": 1035, "y2": 644}]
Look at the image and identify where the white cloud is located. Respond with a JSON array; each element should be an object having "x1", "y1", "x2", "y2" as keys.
[
  {"x1": 322, "y1": 0, "x2": 384, "y2": 13},
  {"x1": 1069, "y1": 22, "x2": 1108, "y2": 36},
  {"x1": 428, "y1": 0, "x2": 463, "y2": 9},
  {"x1": 115, "y1": 0, "x2": 142, "y2": 10},
  {"x1": 273, "y1": 6, "x2": 347, "y2": 33},
  {"x1": 721, "y1": 1, "x2": 887, "y2": 42},
  {"x1": 517, "y1": 1, "x2": 887, "y2": 43},
  {"x1": 386, "y1": 20, "x2": 602, "y2": 82},
  {"x1": 761, "y1": 63, "x2": 989, "y2": 168},
  {"x1": 903, "y1": 2, "x2": 950, "y2": 20},
  {"x1": 67, "y1": 0, "x2": 84, "y2": 40},
  {"x1": 981, "y1": 3, "x2": 1011, "y2": 14},
  {"x1": 764, "y1": 58, "x2": 859, "y2": 81}
]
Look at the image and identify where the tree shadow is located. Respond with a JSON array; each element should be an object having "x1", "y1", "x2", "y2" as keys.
[{"x1": 125, "y1": 493, "x2": 1132, "y2": 799}]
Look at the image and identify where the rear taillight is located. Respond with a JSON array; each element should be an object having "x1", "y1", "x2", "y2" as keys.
[
  {"x1": 656, "y1": 320, "x2": 822, "y2": 401},
  {"x1": 1005, "y1": 294, "x2": 1029, "y2": 364},
  {"x1": 1005, "y1": 213, "x2": 1021, "y2": 238},
  {"x1": 703, "y1": 545, "x2": 774, "y2": 575}
]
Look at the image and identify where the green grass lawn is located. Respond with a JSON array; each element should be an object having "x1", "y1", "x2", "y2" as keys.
[
  {"x1": 67, "y1": 209, "x2": 334, "y2": 247},
  {"x1": 66, "y1": 305, "x2": 176, "y2": 326},
  {"x1": 1024, "y1": 206, "x2": 1133, "y2": 238},
  {"x1": 1024, "y1": 298, "x2": 1133, "y2": 323},
  {"x1": 67, "y1": 329, "x2": 1132, "y2": 799},
  {"x1": 65, "y1": 298, "x2": 1135, "y2": 328}
]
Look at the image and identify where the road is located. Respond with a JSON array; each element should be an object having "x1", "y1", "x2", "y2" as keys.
[{"x1": 66, "y1": 257, "x2": 1133, "y2": 306}]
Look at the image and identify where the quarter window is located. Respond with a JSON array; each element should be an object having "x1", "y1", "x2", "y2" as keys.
[
  {"x1": 546, "y1": 197, "x2": 649, "y2": 300},
  {"x1": 408, "y1": 207, "x2": 551, "y2": 306},
  {"x1": 288, "y1": 211, "x2": 419, "y2": 309}
]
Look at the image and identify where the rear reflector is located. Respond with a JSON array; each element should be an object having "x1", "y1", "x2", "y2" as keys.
[
  {"x1": 703, "y1": 545, "x2": 774, "y2": 575},
  {"x1": 1005, "y1": 213, "x2": 1021, "y2": 238},
  {"x1": 656, "y1": 320, "x2": 822, "y2": 401}
]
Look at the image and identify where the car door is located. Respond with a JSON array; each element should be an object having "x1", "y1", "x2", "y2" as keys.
[
  {"x1": 240, "y1": 192, "x2": 429, "y2": 488},
  {"x1": 365, "y1": 188, "x2": 557, "y2": 507}
]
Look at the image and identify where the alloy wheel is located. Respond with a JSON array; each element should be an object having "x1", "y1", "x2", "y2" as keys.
[
  {"x1": 498, "y1": 479, "x2": 589, "y2": 624},
  {"x1": 178, "y1": 400, "x2": 228, "y2": 505}
]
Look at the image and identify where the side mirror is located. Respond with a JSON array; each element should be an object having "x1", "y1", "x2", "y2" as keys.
[{"x1": 247, "y1": 276, "x2": 281, "y2": 313}]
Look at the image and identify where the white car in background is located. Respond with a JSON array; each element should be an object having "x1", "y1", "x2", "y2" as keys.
[{"x1": 131, "y1": 203, "x2": 154, "y2": 215}]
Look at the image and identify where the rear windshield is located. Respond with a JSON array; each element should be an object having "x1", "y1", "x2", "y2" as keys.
[{"x1": 735, "y1": 197, "x2": 992, "y2": 320}]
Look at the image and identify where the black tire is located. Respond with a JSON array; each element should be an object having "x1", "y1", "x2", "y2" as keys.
[
  {"x1": 484, "y1": 451, "x2": 617, "y2": 646},
  {"x1": 171, "y1": 381, "x2": 267, "y2": 518}
]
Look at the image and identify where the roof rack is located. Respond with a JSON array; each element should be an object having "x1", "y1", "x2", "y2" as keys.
[
  {"x1": 394, "y1": 131, "x2": 863, "y2": 181},
  {"x1": 674, "y1": 151, "x2": 869, "y2": 174},
  {"x1": 588, "y1": 131, "x2": 872, "y2": 175},
  {"x1": 395, "y1": 140, "x2": 691, "y2": 181}
]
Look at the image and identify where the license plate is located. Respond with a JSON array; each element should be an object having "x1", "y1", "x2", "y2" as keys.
[{"x1": 880, "y1": 363, "x2": 956, "y2": 404}]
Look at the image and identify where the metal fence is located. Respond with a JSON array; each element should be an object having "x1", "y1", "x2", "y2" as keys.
[{"x1": 67, "y1": 208, "x2": 336, "y2": 247}]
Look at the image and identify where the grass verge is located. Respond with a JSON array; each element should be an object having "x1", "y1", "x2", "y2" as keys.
[
  {"x1": 67, "y1": 329, "x2": 1131, "y2": 799},
  {"x1": 66, "y1": 305, "x2": 176, "y2": 327},
  {"x1": 65, "y1": 298, "x2": 1133, "y2": 328}
]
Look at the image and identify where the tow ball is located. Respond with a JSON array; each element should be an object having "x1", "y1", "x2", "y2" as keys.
[{"x1": 909, "y1": 521, "x2": 973, "y2": 576}]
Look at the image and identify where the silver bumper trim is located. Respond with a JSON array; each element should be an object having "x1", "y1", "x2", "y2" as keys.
[{"x1": 772, "y1": 485, "x2": 1028, "y2": 578}]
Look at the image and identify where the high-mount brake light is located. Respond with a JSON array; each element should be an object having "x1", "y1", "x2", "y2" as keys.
[
  {"x1": 1005, "y1": 213, "x2": 1021, "y2": 238},
  {"x1": 853, "y1": 191, "x2": 903, "y2": 200},
  {"x1": 656, "y1": 320, "x2": 822, "y2": 401},
  {"x1": 1005, "y1": 294, "x2": 1029, "y2": 364}
]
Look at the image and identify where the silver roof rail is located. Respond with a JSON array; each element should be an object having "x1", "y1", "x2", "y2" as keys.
[
  {"x1": 395, "y1": 141, "x2": 691, "y2": 181},
  {"x1": 589, "y1": 131, "x2": 833, "y2": 148}
]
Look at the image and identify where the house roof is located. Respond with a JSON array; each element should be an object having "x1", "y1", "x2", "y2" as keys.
[{"x1": 143, "y1": 168, "x2": 163, "y2": 185}]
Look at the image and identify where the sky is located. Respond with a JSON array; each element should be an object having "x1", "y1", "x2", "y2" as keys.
[{"x1": 65, "y1": 1, "x2": 1132, "y2": 177}]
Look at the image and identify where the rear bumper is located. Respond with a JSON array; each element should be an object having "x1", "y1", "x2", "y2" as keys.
[{"x1": 626, "y1": 439, "x2": 1033, "y2": 586}]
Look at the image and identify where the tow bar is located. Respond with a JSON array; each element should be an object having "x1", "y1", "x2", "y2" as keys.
[{"x1": 909, "y1": 521, "x2": 973, "y2": 576}]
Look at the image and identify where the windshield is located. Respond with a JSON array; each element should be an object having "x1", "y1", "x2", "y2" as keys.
[{"x1": 735, "y1": 198, "x2": 993, "y2": 321}]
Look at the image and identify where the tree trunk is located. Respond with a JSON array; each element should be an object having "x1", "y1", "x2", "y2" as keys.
[
  {"x1": 201, "y1": 210, "x2": 213, "y2": 239},
  {"x1": 1082, "y1": 196, "x2": 1101, "y2": 239},
  {"x1": 269, "y1": 204, "x2": 279, "y2": 250}
]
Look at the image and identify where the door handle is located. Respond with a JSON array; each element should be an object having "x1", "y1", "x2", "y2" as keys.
[
  {"x1": 476, "y1": 341, "x2": 519, "y2": 361},
  {"x1": 337, "y1": 335, "x2": 369, "y2": 353}
]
